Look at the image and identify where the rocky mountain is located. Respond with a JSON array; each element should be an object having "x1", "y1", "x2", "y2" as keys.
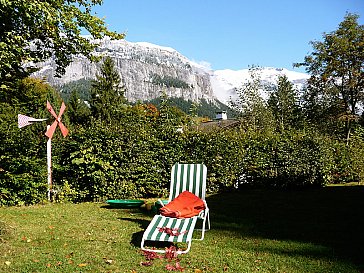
[
  {"x1": 33, "y1": 37, "x2": 215, "y2": 103},
  {"x1": 33, "y1": 37, "x2": 310, "y2": 105}
]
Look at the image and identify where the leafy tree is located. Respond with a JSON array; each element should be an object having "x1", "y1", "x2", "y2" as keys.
[
  {"x1": 230, "y1": 66, "x2": 274, "y2": 132},
  {"x1": 268, "y1": 75, "x2": 302, "y2": 131},
  {"x1": 90, "y1": 56, "x2": 127, "y2": 122},
  {"x1": 301, "y1": 83, "x2": 345, "y2": 135},
  {"x1": 296, "y1": 13, "x2": 364, "y2": 142},
  {"x1": 0, "y1": 0, "x2": 124, "y2": 89}
]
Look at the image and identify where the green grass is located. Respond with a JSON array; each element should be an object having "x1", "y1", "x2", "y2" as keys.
[{"x1": 1, "y1": 186, "x2": 363, "y2": 272}]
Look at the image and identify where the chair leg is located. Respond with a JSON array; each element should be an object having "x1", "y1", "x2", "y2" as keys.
[{"x1": 195, "y1": 217, "x2": 206, "y2": 241}]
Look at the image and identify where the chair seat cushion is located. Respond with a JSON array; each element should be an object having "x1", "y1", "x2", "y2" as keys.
[{"x1": 160, "y1": 191, "x2": 205, "y2": 218}]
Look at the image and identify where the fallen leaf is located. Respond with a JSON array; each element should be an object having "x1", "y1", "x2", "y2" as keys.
[
  {"x1": 4, "y1": 261, "x2": 11, "y2": 266},
  {"x1": 175, "y1": 261, "x2": 184, "y2": 271},
  {"x1": 46, "y1": 263, "x2": 52, "y2": 267},
  {"x1": 142, "y1": 250, "x2": 162, "y2": 260},
  {"x1": 140, "y1": 261, "x2": 153, "y2": 266},
  {"x1": 78, "y1": 263, "x2": 87, "y2": 267},
  {"x1": 166, "y1": 263, "x2": 176, "y2": 271},
  {"x1": 194, "y1": 269, "x2": 202, "y2": 273},
  {"x1": 65, "y1": 252, "x2": 74, "y2": 259}
]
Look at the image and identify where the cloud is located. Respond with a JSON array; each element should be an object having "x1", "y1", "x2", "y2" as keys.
[{"x1": 197, "y1": 60, "x2": 212, "y2": 70}]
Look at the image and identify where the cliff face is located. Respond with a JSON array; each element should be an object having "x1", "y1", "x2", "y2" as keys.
[{"x1": 33, "y1": 38, "x2": 215, "y2": 103}]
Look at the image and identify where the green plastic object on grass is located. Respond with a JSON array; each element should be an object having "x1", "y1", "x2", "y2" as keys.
[
  {"x1": 106, "y1": 199, "x2": 144, "y2": 208},
  {"x1": 152, "y1": 200, "x2": 169, "y2": 214}
]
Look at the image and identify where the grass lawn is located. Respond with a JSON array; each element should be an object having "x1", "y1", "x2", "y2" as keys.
[{"x1": 1, "y1": 186, "x2": 363, "y2": 272}]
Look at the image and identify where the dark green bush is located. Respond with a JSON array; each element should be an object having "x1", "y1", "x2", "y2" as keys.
[{"x1": 242, "y1": 131, "x2": 330, "y2": 188}]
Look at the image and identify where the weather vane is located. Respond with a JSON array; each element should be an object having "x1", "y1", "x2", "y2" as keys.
[{"x1": 18, "y1": 101, "x2": 69, "y2": 201}]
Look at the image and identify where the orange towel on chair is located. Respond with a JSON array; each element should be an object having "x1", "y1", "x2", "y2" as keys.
[{"x1": 160, "y1": 191, "x2": 205, "y2": 219}]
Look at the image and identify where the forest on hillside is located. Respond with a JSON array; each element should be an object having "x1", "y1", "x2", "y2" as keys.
[{"x1": 0, "y1": 1, "x2": 363, "y2": 205}]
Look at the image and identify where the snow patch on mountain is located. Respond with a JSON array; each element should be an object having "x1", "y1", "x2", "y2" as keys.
[{"x1": 211, "y1": 67, "x2": 310, "y2": 104}]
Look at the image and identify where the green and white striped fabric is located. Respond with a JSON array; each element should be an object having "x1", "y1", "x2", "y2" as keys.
[
  {"x1": 169, "y1": 163, "x2": 207, "y2": 202},
  {"x1": 143, "y1": 215, "x2": 197, "y2": 243},
  {"x1": 141, "y1": 163, "x2": 209, "y2": 253}
]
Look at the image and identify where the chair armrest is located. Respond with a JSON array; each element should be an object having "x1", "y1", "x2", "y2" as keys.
[{"x1": 198, "y1": 200, "x2": 209, "y2": 218}]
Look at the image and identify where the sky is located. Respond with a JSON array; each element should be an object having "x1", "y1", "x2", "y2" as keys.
[{"x1": 92, "y1": 0, "x2": 364, "y2": 72}]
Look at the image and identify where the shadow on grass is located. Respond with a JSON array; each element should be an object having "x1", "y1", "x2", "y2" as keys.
[{"x1": 207, "y1": 185, "x2": 364, "y2": 269}]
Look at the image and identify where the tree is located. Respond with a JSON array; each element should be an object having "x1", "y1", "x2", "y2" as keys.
[
  {"x1": 0, "y1": 0, "x2": 124, "y2": 89},
  {"x1": 230, "y1": 66, "x2": 274, "y2": 132},
  {"x1": 68, "y1": 89, "x2": 91, "y2": 125},
  {"x1": 90, "y1": 56, "x2": 127, "y2": 122},
  {"x1": 296, "y1": 13, "x2": 364, "y2": 142},
  {"x1": 268, "y1": 75, "x2": 301, "y2": 131}
]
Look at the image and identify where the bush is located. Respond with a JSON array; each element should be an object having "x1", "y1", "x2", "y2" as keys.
[
  {"x1": 242, "y1": 131, "x2": 330, "y2": 188},
  {"x1": 0, "y1": 102, "x2": 48, "y2": 206}
]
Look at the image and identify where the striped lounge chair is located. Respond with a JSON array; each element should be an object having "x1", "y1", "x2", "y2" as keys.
[{"x1": 141, "y1": 163, "x2": 210, "y2": 254}]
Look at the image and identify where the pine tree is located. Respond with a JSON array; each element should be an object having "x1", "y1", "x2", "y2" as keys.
[
  {"x1": 90, "y1": 57, "x2": 126, "y2": 122},
  {"x1": 68, "y1": 89, "x2": 90, "y2": 125}
]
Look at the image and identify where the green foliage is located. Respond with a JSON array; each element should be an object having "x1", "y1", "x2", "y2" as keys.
[
  {"x1": 183, "y1": 130, "x2": 246, "y2": 192},
  {"x1": 0, "y1": 78, "x2": 66, "y2": 205},
  {"x1": 242, "y1": 131, "x2": 332, "y2": 188},
  {"x1": 53, "y1": 105, "x2": 180, "y2": 202},
  {"x1": 349, "y1": 127, "x2": 364, "y2": 182},
  {"x1": 301, "y1": 84, "x2": 345, "y2": 136},
  {"x1": 151, "y1": 74, "x2": 191, "y2": 89},
  {"x1": 67, "y1": 89, "x2": 91, "y2": 125},
  {"x1": 59, "y1": 79, "x2": 92, "y2": 102},
  {"x1": 230, "y1": 66, "x2": 275, "y2": 133},
  {"x1": 267, "y1": 75, "x2": 302, "y2": 131},
  {"x1": 147, "y1": 97, "x2": 236, "y2": 120},
  {"x1": 0, "y1": 0, "x2": 124, "y2": 89},
  {"x1": 90, "y1": 56, "x2": 127, "y2": 122},
  {"x1": 297, "y1": 13, "x2": 364, "y2": 141}
]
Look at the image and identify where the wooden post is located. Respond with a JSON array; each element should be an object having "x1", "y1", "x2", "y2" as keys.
[{"x1": 47, "y1": 125, "x2": 52, "y2": 201}]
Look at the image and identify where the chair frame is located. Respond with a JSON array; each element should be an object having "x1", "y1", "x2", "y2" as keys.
[{"x1": 141, "y1": 163, "x2": 210, "y2": 253}]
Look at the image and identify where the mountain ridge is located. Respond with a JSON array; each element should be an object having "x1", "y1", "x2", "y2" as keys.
[{"x1": 32, "y1": 38, "x2": 309, "y2": 105}]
